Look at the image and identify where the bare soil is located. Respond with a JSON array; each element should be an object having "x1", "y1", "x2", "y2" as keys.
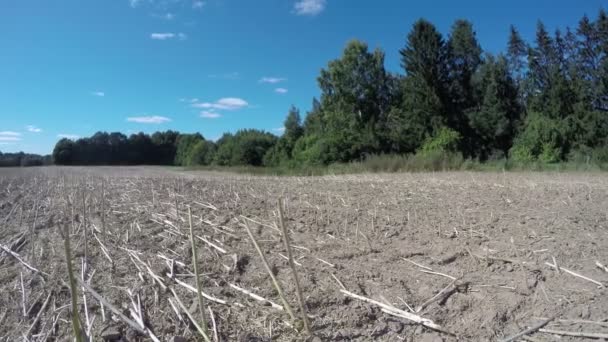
[{"x1": 1, "y1": 166, "x2": 608, "y2": 341}]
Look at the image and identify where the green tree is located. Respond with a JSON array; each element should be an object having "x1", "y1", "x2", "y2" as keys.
[
  {"x1": 388, "y1": 19, "x2": 448, "y2": 153},
  {"x1": 174, "y1": 133, "x2": 204, "y2": 166},
  {"x1": 52, "y1": 138, "x2": 76, "y2": 165},
  {"x1": 507, "y1": 25, "x2": 528, "y2": 84},
  {"x1": 214, "y1": 130, "x2": 277, "y2": 166},
  {"x1": 446, "y1": 19, "x2": 483, "y2": 156},
  {"x1": 469, "y1": 55, "x2": 521, "y2": 157},
  {"x1": 188, "y1": 140, "x2": 216, "y2": 166}
]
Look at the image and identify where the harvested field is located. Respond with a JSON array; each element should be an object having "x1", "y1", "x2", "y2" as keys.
[{"x1": 1, "y1": 166, "x2": 608, "y2": 341}]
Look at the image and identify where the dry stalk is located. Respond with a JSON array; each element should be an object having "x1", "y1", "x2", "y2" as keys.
[
  {"x1": 0, "y1": 243, "x2": 48, "y2": 276},
  {"x1": 171, "y1": 277, "x2": 227, "y2": 305},
  {"x1": 208, "y1": 306, "x2": 219, "y2": 342},
  {"x1": 278, "y1": 198, "x2": 311, "y2": 335},
  {"x1": 242, "y1": 220, "x2": 296, "y2": 321},
  {"x1": 228, "y1": 283, "x2": 283, "y2": 310},
  {"x1": 499, "y1": 314, "x2": 558, "y2": 342},
  {"x1": 63, "y1": 224, "x2": 85, "y2": 342},
  {"x1": 81, "y1": 188, "x2": 89, "y2": 275},
  {"x1": 170, "y1": 287, "x2": 212, "y2": 342},
  {"x1": 545, "y1": 261, "x2": 604, "y2": 288},
  {"x1": 188, "y1": 206, "x2": 209, "y2": 337},
  {"x1": 78, "y1": 279, "x2": 155, "y2": 337},
  {"x1": 101, "y1": 178, "x2": 106, "y2": 243},
  {"x1": 25, "y1": 291, "x2": 52, "y2": 338},
  {"x1": 595, "y1": 260, "x2": 608, "y2": 273},
  {"x1": 538, "y1": 328, "x2": 608, "y2": 339},
  {"x1": 340, "y1": 289, "x2": 446, "y2": 333},
  {"x1": 20, "y1": 272, "x2": 27, "y2": 317}
]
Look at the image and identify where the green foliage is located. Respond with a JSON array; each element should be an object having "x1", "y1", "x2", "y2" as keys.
[
  {"x1": 468, "y1": 54, "x2": 520, "y2": 157},
  {"x1": 188, "y1": 140, "x2": 216, "y2": 166},
  {"x1": 313, "y1": 40, "x2": 392, "y2": 163},
  {"x1": 214, "y1": 130, "x2": 278, "y2": 166},
  {"x1": 418, "y1": 127, "x2": 461, "y2": 157},
  {"x1": 509, "y1": 112, "x2": 567, "y2": 162},
  {"x1": 291, "y1": 134, "x2": 329, "y2": 166},
  {"x1": 174, "y1": 133, "x2": 204, "y2": 166},
  {"x1": 53, "y1": 138, "x2": 76, "y2": 165},
  {"x1": 264, "y1": 106, "x2": 305, "y2": 166}
]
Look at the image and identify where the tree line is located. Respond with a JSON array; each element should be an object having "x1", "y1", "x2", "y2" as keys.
[
  {"x1": 52, "y1": 10, "x2": 608, "y2": 167},
  {"x1": 0, "y1": 152, "x2": 52, "y2": 167}
]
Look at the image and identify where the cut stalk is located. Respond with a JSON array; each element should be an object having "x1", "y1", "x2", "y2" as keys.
[
  {"x1": 278, "y1": 198, "x2": 311, "y2": 335},
  {"x1": 101, "y1": 179, "x2": 106, "y2": 243},
  {"x1": 81, "y1": 188, "x2": 88, "y2": 275},
  {"x1": 243, "y1": 220, "x2": 296, "y2": 321},
  {"x1": 63, "y1": 224, "x2": 85, "y2": 342},
  {"x1": 188, "y1": 206, "x2": 208, "y2": 337}
]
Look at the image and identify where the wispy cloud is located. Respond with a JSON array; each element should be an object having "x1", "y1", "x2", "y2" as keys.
[
  {"x1": 164, "y1": 12, "x2": 175, "y2": 20},
  {"x1": 208, "y1": 72, "x2": 240, "y2": 80},
  {"x1": 150, "y1": 32, "x2": 174, "y2": 40},
  {"x1": 0, "y1": 136, "x2": 20, "y2": 142},
  {"x1": 91, "y1": 91, "x2": 105, "y2": 97},
  {"x1": 200, "y1": 111, "x2": 221, "y2": 119},
  {"x1": 259, "y1": 77, "x2": 287, "y2": 84},
  {"x1": 150, "y1": 32, "x2": 186, "y2": 40},
  {"x1": 57, "y1": 134, "x2": 79, "y2": 140},
  {"x1": 192, "y1": 1, "x2": 205, "y2": 9},
  {"x1": 294, "y1": 0, "x2": 326, "y2": 16},
  {"x1": 127, "y1": 115, "x2": 172, "y2": 124},
  {"x1": 179, "y1": 98, "x2": 199, "y2": 103},
  {"x1": 192, "y1": 98, "x2": 248, "y2": 110},
  {"x1": 0, "y1": 132, "x2": 21, "y2": 142},
  {"x1": 26, "y1": 125, "x2": 42, "y2": 133},
  {"x1": 129, "y1": 0, "x2": 141, "y2": 8},
  {"x1": 275, "y1": 88, "x2": 288, "y2": 94},
  {"x1": 273, "y1": 127, "x2": 286, "y2": 133}
]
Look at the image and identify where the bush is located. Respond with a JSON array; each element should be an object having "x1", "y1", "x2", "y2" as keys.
[{"x1": 418, "y1": 127, "x2": 461, "y2": 157}]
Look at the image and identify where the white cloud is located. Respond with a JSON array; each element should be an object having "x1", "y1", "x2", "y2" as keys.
[
  {"x1": 0, "y1": 136, "x2": 20, "y2": 142},
  {"x1": 150, "y1": 32, "x2": 175, "y2": 40},
  {"x1": 0, "y1": 142, "x2": 16, "y2": 145},
  {"x1": 58, "y1": 134, "x2": 79, "y2": 139},
  {"x1": 91, "y1": 91, "x2": 105, "y2": 97},
  {"x1": 0, "y1": 131, "x2": 21, "y2": 136},
  {"x1": 259, "y1": 77, "x2": 287, "y2": 84},
  {"x1": 192, "y1": 97, "x2": 248, "y2": 110},
  {"x1": 294, "y1": 0, "x2": 326, "y2": 15},
  {"x1": 200, "y1": 111, "x2": 221, "y2": 119},
  {"x1": 26, "y1": 125, "x2": 42, "y2": 133},
  {"x1": 149, "y1": 32, "x2": 186, "y2": 40},
  {"x1": 0, "y1": 132, "x2": 21, "y2": 142},
  {"x1": 127, "y1": 115, "x2": 172, "y2": 124},
  {"x1": 273, "y1": 127, "x2": 286, "y2": 133},
  {"x1": 192, "y1": 1, "x2": 205, "y2": 9},
  {"x1": 275, "y1": 88, "x2": 288, "y2": 94}
]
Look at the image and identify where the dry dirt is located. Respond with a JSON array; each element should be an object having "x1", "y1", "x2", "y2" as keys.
[{"x1": 1, "y1": 166, "x2": 608, "y2": 341}]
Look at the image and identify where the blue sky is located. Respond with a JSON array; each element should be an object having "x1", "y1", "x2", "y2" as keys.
[{"x1": 0, "y1": 0, "x2": 605, "y2": 154}]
